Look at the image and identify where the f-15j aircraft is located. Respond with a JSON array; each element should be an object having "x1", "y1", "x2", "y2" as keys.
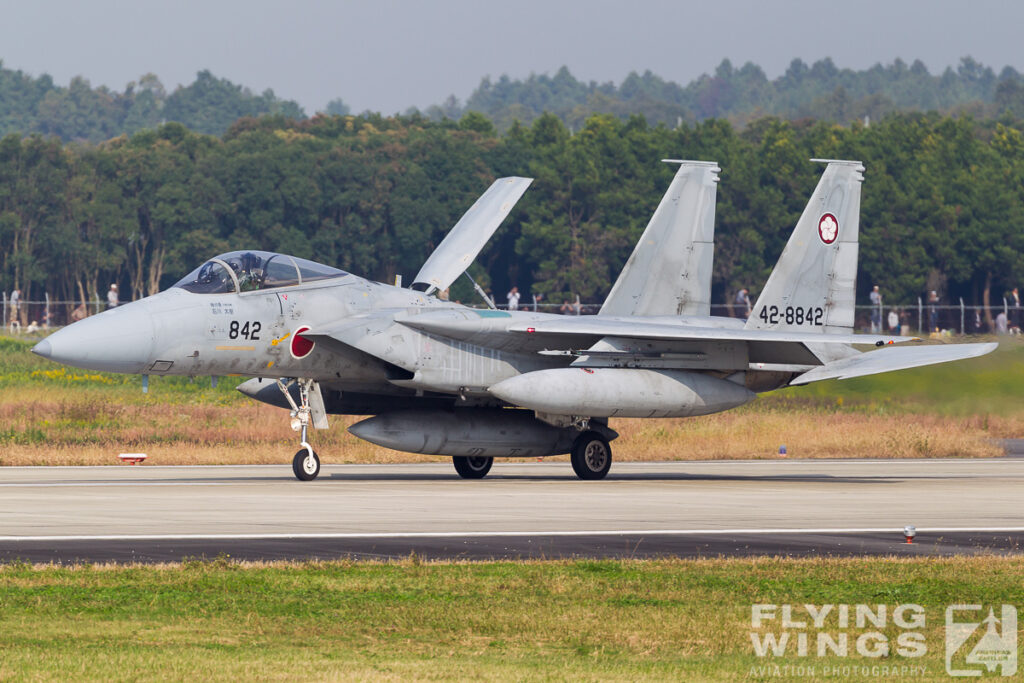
[{"x1": 33, "y1": 160, "x2": 995, "y2": 481}]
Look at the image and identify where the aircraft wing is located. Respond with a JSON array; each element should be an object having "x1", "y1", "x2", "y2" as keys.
[
  {"x1": 504, "y1": 317, "x2": 910, "y2": 347},
  {"x1": 411, "y1": 176, "x2": 532, "y2": 295},
  {"x1": 788, "y1": 342, "x2": 997, "y2": 385},
  {"x1": 397, "y1": 310, "x2": 911, "y2": 367}
]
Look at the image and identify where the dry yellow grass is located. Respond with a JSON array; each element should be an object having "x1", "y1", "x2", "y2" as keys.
[
  {"x1": 4, "y1": 334, "x2": 1021, "y2": 467},
  {"x1": 1, "y1": 395, "x2": 1017, "y2": 466}
]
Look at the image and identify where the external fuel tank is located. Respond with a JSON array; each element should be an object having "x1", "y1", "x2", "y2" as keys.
[{"x1": 488, "y1": 368, "x2": 755, "y2": 418}]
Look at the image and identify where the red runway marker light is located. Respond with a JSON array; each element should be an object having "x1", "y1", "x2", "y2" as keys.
[{"x1": 526, "y1": 327, "x2": 535, "y2": 334}]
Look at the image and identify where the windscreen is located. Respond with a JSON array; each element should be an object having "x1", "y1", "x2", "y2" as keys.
[{"x1": 174, "y1": 261, "x2": 236, "y2": 294}]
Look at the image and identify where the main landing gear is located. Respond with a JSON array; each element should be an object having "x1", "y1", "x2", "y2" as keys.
[
  {"x1": 453, "y1": 455, "x2": 493, "y2": 479},
  {"x1": 277, "y1": 378, "x2": 322, "y2": 481},
  {"x1": 450, "y1": 428, "x2": 613, "y2": 481},
  {"x1": 570, "y1": 431, "x2": 612, "y2": 480}
]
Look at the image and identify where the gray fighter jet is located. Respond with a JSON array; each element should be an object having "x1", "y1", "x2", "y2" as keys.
[{"x1": 33, "y1": 161, "x2": 995, "y2": 481}]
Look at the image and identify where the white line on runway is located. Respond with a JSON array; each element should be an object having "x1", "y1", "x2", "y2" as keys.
[
  {"x1": 2, "y1": 458, "x2": 1021, "y2": 471},
  {"x1": 4, "y1": 528, "x2": 1024, "y2": 542},
  {"x1": 0, "y1": 482, "x2": 254, "y2": 488}
]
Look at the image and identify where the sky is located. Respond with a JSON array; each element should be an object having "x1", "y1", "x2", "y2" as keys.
[{"x1": 1, "y1": 0, "x2": 1022, "y2": 115}]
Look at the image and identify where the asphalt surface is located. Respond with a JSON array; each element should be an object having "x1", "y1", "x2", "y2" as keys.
[{"x1": 1, "y1": 459, "x2": 1022, "y2": 563}]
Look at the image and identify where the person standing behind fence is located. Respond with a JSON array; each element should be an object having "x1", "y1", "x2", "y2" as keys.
[
  {"x1": 1012, "y1": 287, "x2": 1021, "y2": 332},
  {"x1": 506, "y1": 286, "x2": 520, "y2": 311},
  {"x1": 928, "y1": 290, "x2": 939, "y2": 332},
  {"x1": 9, "y1": 288, "x2": 20, "y2": 332},
  {"x1": 869, "y1": 285, "x2": 882, "y2": 332},
  {"x1": 734, "y1": 288, "x2": 751, "y2": 320},
  {"x1": 107, "y1": 284, "x2": 119, "y2": 309},
  {"x1": 888, "y1": 308, "x2": 900, "y2": 335}
]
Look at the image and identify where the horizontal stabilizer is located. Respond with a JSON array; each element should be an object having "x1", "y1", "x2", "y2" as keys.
[
  {"x1": 789, "y1": 342, "x2": 997, "y2": 385},
  {"x1": 412, "y1": 176, "x2": 532, "y2": 295}
]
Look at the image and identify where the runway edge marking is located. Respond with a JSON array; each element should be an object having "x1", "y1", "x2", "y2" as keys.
[{"x1": 5, "y1": 527, "x2": 1024, "y2": 542}]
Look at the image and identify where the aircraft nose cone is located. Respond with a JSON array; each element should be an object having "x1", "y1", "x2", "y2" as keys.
[{"x1": 34, "y1": 304, "x2": 156, "y2": 374}]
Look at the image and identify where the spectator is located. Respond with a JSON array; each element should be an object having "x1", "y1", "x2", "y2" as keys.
[
  {"x1": 506, "y1": 286, "x2": 520, "y2": 311},
  {"x1": 887, "y1": 308, "x2": 900, "y2": 335},
  {"x1": 869, "y1": 285, "x2": 882, "y2": 332},
  {"x1": 1012, "y1": 287, "x2": 1021, "y2": 331},
  {"x1": 26, "y1": 320, "x2": 39, "y2": 334},
  {"x1": 107, "y1": 283, "x2": 119, "y2": 309},
  {"x1": 71, "y1": 303, "x2": 88, "y2": 322},
  {"x1": 928, "y1": 290, "x2": 939, "y2": 332},
  {"x1": 734, "y1": 288, "x2": 751, "y2": 320},
  {"x1": 559, "y1": 300, "x2": 572, "y2": 315}
]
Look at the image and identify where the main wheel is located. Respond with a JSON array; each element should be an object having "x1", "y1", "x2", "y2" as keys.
[
  {"x1": 453, "y1": 455, "x2": 493, "y2": 479},
  {"x1": 570, "y1": 432, "x2": 612, "y2": 480},
  {"x1": 292, "y1": 448, "x2": 321, "y2": 481}
]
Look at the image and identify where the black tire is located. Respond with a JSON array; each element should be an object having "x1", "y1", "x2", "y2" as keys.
[
  {"x1": 570, "y1": 432, "x2": 612, "y2": 480},
  {"x1": 292, "y1": 448, "x2": 321, "y2": 481},
  {"x1": 453, "y1": 456, "x2": 493, "y2": 479}
]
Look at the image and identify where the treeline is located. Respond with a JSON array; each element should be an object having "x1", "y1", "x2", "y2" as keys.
[
  {"x1": 0, "y1": 64, "x2": 307, "y2": 141},
  {"x1": 454, "y1": 58, "x2": 1024, "y2": 131},
  {"x1": 6, "y1": 56, "x2": 1024, "y2": 145},
  {"x1": 1, "y1": 111, "x2": 1022, "y2": 325}
]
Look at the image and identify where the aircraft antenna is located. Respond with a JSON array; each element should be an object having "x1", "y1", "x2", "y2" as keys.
[{"x1": 464, "y1": 272, "x2": 497, "y2": 310}]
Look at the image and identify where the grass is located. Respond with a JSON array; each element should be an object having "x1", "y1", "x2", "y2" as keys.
[
  {"x1": 2, "y1": 333, "x2": 1022, "y2": 466},
  {"x1": 0, "y1": 556, "x2": 1020, "y2": 681}
]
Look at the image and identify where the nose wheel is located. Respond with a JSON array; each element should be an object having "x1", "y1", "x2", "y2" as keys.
[{"x1": 293, "y1": 447, "x2": 321, "y2": 481}]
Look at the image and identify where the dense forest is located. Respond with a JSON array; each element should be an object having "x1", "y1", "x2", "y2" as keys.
[
  {"x1": 4, "y1": 57, "x2": 1024, "y2": 142},
  {"x1": 0, "y1": 64, "x2": 306, "y2": 141},
  {"x1": 2, "y1": 110, "x2": 1022, "y2": 326},
  {"x1": 457, "y1": 58, "x2": 1024, "y2": 131}
]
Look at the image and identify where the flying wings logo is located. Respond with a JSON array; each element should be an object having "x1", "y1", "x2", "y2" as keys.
[
  {"x1": 818, "y1": 213, "x2": 839, "y2": 244},
  {"x1": 946, "y1": 605, "x2": 1017, "y2": 677}
]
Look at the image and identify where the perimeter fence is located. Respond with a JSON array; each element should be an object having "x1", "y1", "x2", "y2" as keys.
[{"x1": 3, "y1": 292, "x2": 1021, "y2": 337}]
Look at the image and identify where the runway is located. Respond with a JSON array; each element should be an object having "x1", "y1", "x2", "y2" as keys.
[{"x1": 0, "y1": 459, "x2": 1022, "y2": 563}]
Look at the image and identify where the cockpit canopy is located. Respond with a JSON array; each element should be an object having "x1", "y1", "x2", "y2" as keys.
[{"x1": 173, "y1": 251, "x2": 348, "y2": 294}]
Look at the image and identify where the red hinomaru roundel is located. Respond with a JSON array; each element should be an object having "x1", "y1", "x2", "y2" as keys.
[
  {"x1": 817, "y1": 213, "x2": 839, "y2": 244},
  {"x1": 289, "y1": 326, "x2": 315, "y2": 360}
]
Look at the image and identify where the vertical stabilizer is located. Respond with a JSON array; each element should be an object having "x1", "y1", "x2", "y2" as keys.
[
  {"x1": 600, "y1": 160, "x2": 719, "y2": 317},
  {"x1": 746, "y1": 160, "x2": 864, "y2": 334}
]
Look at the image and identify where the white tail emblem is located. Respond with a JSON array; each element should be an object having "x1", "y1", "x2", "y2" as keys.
[{"x1": 818, "y1": 213, "x2": 839, "y2": 244}]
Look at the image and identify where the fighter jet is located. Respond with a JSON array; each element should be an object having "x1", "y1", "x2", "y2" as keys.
[{"x1": 33, "y1": 160, "x2": 995, "y2": 481}]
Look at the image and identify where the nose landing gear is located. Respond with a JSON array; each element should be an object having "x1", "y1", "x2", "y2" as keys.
[
  {"x1": 276, "y1": 378, "x2": 328, "y2": 481},
  {"x1": 293, "y1": 447, "x2": 320, "y2": 481}
]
